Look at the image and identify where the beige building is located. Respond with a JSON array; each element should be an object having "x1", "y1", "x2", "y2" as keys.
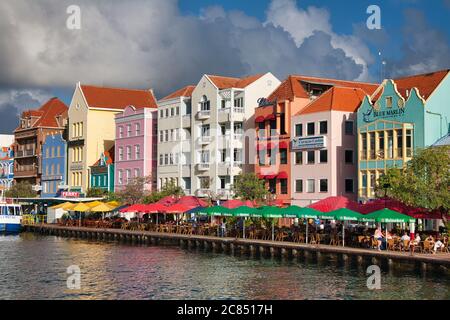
[
  {"x1": 67, "y1": 82, "x2": 157, "y2": 193},
  {"x1": 156, "y1": 73, "x2": 280, "y2": 199}
]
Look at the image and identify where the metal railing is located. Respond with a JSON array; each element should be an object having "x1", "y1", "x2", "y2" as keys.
[{"x1": 22, "y1": 215, "x2": 47, "y2": 225}]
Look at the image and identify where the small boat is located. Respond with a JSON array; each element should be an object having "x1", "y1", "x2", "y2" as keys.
[{"x1": 0, "y1": 201, "x2": 22, "y2": 233}]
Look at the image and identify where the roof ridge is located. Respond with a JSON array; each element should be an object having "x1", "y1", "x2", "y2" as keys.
[
  {"x1": 81, "y1": 84, "x2": 153, "y2": 92},
  {"x1": 291, "y1": 74, "x2": 379, "y2": 86},
  {"x1": 393, "y1": 69, "x2": 450, "y2": 81}
]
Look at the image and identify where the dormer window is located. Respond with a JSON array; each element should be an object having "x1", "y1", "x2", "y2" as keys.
[
  {"x1": 27, "y1": 119, "x2": 31, "y2": 127},
  {"x1": 21, "y1": 120, "x2": 25, "y2": 128}
]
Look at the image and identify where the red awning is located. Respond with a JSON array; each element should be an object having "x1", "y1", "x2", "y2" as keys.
[
  {"x1": 163, "y1": 204, "x2": 190, "y2": 214},
  {"x1": 257, "y1": 174, "x2": 265, "y2": 179},
  {"x1": 279, "y1": 141, "x2": 288, "y2": 149},
  {"x1": 265, "y1": 174, "x2": 276, "y2": 179},
  {"x1": 277, "y1": 171, "x2": 288, "y2": 179},
  {"x1": 255, "y1": 116, "x2": 265, "y2": 123},
  {"x1": 265, "y1": 114, "x2": 276, "y2": 120},
  {"x1": 143, "y1": 203, "x2": 167, "y2": 213}
]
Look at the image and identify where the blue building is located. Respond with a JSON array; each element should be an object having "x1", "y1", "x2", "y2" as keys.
[
  {"x1": 357, "y1": 69, "x2": 450, "y2": 201},
  {"x1": 41, "y1": 134, "x2": 67, "y2": 198},
  {"x1": 0, "y1": 145, "x2": 14, "y2": 192}
]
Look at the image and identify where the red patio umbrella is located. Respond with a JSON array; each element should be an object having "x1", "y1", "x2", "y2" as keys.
[
  {"x1": 221, "y1": 199, "x2": 255, "y2": 209},
  {"x1": 119, "y1": 204, "x2": 147, "y2": 212},
  {"x1": 308, "y1": 196, "x2": 361, "y2": 212},
  {"x1": 176, "y1": 196, "x2": 208, "y2": 209},
  {"x1": 156, "y1": 195, "x2": 178, "y2": 206},
  {"x1": 163, "y1": 204, "x2": 190, "y2": 214},
  {"x1": 143, "y1": 203, "x2": 167, "y2": 213}
]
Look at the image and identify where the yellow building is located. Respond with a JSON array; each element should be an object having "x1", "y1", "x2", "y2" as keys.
[{"x1": 67, "y1": 82, "x2": 157, "y2": 193}]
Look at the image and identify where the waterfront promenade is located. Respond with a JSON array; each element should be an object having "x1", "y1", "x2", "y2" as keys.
[{"x1": 23, "y1": 224, "x2": 450, "y2": 273}]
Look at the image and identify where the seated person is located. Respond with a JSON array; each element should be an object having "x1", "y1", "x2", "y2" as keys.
[
  {"x1": 425, "y1": 235, "x2": 435, "y2": 243},
  {"x1": 400, "y1": 232, "x2": 410, "y2": 241},
  {"x1": 374, "y1": 227, "x2": 384, "y2": 251},
  {"x1": 412, "y1": 233, "x2": 421, "y2": 245},
  {"x1": 433, "y1": 237, "x2": 444, "y2": 253}
]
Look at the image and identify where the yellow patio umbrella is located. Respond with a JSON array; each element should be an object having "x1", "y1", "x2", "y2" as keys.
[
  {"x1": 71, "y1": 203, "x2": 91, "y2": 227},
  {"x1": 86, "y1": 200, "x2": 104, "y2": 208},
  {"x1": 91, "y1": 203, "x2": 114, "y2": 220},
  {"x1": 59, "y1": 202, "x2": 76, "y2": 210},
  {"x1": 106, "y1": 200, "x2": 120, "y2": 207},
  {"x1": 49, "y1": 202, "x2": 70, "y2": 209}
]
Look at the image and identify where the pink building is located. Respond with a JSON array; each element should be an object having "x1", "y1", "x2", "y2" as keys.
[
  {"x1": 290, "y1": 86, "x2": 377, "y2": 206},
  {"x1": 115, "y1": 106, "x2": 157, "y2": 191}
]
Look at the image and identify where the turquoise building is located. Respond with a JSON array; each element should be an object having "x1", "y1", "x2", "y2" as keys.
[
  {"x1": 357, "y1": 69, "x2": 450, "y2": 200},
  {"x1": 89, "y1": 147, "x2": 114, "y2": 192}
]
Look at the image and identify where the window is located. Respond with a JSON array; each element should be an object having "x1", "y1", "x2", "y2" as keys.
[
  {"x1": 159, "y1": 154, "x2": 163, "y2": 165},
  {"x1": 117, "y1": 170, "x2": 123, "y2": 184},
  {"x1": 219, "y1": 176, "x2": 226, "y2": 189},
  {"x1": 345, "y1": 121, "x2": 354, "y2": 135},
  {"x1": 386, "y1": 96, "x2": 393, "y2": 108},
  {"x1": 345, "y1": 150, "x2": 354, "y2": 164},
  {"x1": 234, "y1": 122, "x2": 243, "y2": 135},
  {"x1": 369, "y1": 132, "x2": 376, "y2": 159},
  {"x1": 280, "y1": 179, "x2": 288, "y2": 194},
  {"x1": 126, "y1": 146, "x2": 132, "y2": 160},
  {"x1": 220, "y1": 124, "x2": 226, "y2": 136},
  {"x1": 307, "y1": 179, "x2": 315, "y2": 193},
  {"x1": 201, "y1": 124, "x2": 210, "y2": 137},
  {"x1": 134, "y1": 168, "x2": 140, "y2": 178},
  {"x1": 387, "y1": 131, "x2": 393, "y2": 158},
  {"x1": 57, "y1": 146, "x2": 61, "y2": 157},
  {"x1": 51, "y1": 147, "x2": 55, "y2": 158},
  {"x1": 233, "y1": 149, "x2": 242, "y2": 163},
  {"x1": 221, "y1": 100, "x2": 226, "y2": 109},
  {"x1": 165, "y1": 109, "x2": 169, "y2": 117},
  {"x1": 135, "y1": 123, "x2": 141, "y2": 136},
  {"x1": 176, "y1": 107, "x2": 179, "y2": 115},
  {"x1": 319, "y1": 150, "x2": 327, "y2": 163},
  {"x1": 258, "y1": 150, "x2": 266, "y2": 166},
  {"x1": 171, "y1": 108, "x2": 174, "y2": 117},
  {"x1": 159, "y1": 131, "x2": 163, "y2": 142},
  {"x1": 269, "y1": 120, "x2": 277, "y2": 135},
  {"x1": 307, "y1": 151, "x2": 315, "y2": 164},
  {"x1": 295, "y1": 151, "x2": 303, "y2": 165},
  {"x1": 280, "y1": 114, "x2": 286, "y2": 135},
  {"x1": 119, "y1": 147, "x2": 124, "y2": 161},
  {"x1": 361, "y1": 133, "x2": 367, "y2": 160},
  {"x1": 200, "y1": 150, "x2": 210, "y2": 164},
  {"x1": 258, "y1": 122, "x2": 266, "y2": 138},
  {"x1": 135, "y1": 145, "x2": 141, "y2": 159},
  {"x1": 220, "y1": 149, "x2": 226, "y2": 162},
  {"x1": 307, "y1": 123, "x2": 315, "y2": 136},
  {"x1": 345, "y1": 179, "x2": 354, "y2": 193},
  {"x1": 280, "y1": 149, "x2": 288, "y2": 164},
  {"x1": 295, "y1": 179, "x2": 303, "y2": 193},
  {"x1": 319, "y1": 121, "x2": 328, "y2": 134},
  {"x1": 295, "y1": 124, "x2": 303, "y2": 137},
  {"x1": 126, "y1": 169, "x2": 131, "y2": 183},
  {"x1": 396, "y1": 129, "x2": 403, "y2": 157},
  {"x1": 127, "y1": 125, "x2": 132, "y2": 137},
  {"x1": 268, "y1": 179, "x2": 276, "y2": 194},
  {"x1": 164, "y1": 154, "x2": 169, "y2": 165},
  {"x1": 319, "y1": 179, "x2": 328, "y2": 192},
  {"x1": 200, "y1": 95, "x2": 210, "y2": 111},
  {"x1": 46, "y1": 148, "x2": 49, "y2": 158},
  {"x1": 159, "y1": 110, "x2": 163, "y2": 118},
  {"x1": 57, "y1": 164, "x2": 60, "y2": 175},
  {"x1": 406, "y1": 129, "x2": 413, "y2": 157}
]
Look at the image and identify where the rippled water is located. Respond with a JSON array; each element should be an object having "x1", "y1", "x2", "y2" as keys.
[{"x1": 0, "y1": 233, "x2": 448, "y2": 300}]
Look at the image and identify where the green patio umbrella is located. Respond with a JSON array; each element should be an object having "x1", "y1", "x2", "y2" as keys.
[
  {"x1": 329, "y1": 208, "x2": 366, "y2": 247},
  {"x1": 365, "y1": 209, "x2": 415, "y2": 251},
  {"x1": 295, "y1": 207, "x2": 320, "y2": 244},
  {"x1": 282, "y1": 205, "x2": 303, "y2": 218},
  {"x1": 232, "y1": 206, "x2": 258, "y2": 239},
  {"x1": 259, "y1": 206, "x2": 284, "y2": 241}
]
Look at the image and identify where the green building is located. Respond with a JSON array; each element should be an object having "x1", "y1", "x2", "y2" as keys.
[
  {"x1": 89, "y1": 147, "x2": 114, "y2": 192},
  {"x1": 357, "y1": 69, "x2": 450, "y2": 201}
]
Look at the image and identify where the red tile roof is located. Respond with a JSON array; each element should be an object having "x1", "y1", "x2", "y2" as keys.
[
  {"x1": 268, "y1": 75, "x2": 378, "y2": 102},
  {"x1": 81, "y1": 85, "x2": 157, "y2": 109},
  {"x1": 16, "y1": 97, "x2": 68, "y2": 131},
  {"x1": 393, "y1": 69, "x2": 449, "y2": 101},
  {"x1": 207, "y1": 74, "x2": 264, "y2": 89},
  {"x1": 160, "y1": 85, "x2": 195, "y2": 101},
  {"x1": 299, "y1": 87, "x2": 367, "y2": 115}
]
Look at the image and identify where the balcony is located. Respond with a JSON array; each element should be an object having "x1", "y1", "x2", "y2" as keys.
[
  {"x1": 196, "y1": 110, "x2": 211, "y2": 120},
  {"x1": 198, "y1": 135, "x2": 212, "y2": 145},
  {"x1": 233, "y1": 107, "x2": 244, "y2": 113},
  {"x1": 14, "y1": 168, "x2": 38, "y2": 178},
  {"x1": 196, "y1": 188, "x2": 210, "y2": 197},
  {"x1": 196, "y1": 163, "x2": 210, "y2": 171},
  {"x1": 15, "y1": 149, "x2": 36, "y2": 158},
  {"x1": 217, "y1": 189, "x2": 231, "y2": 199}
]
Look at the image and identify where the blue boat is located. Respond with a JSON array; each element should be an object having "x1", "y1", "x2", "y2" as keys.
[{"x1": 0, "y1": 202, "x2": 22, "y2": 233}]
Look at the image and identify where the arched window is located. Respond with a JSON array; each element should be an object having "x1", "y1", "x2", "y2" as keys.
[{"x1": 200, "y1": 95, "x2": 210, "y2": 111}]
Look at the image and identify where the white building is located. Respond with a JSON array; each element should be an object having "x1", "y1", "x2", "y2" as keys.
[{"x1": 157, "y1": 73, "x2": 280, "y2": 199}]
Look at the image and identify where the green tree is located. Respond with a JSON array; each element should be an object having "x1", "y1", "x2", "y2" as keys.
[
  {"x1": 86, "y1": 187, "x2": 107, "y2": 198},
  {"x1": 5, "y1": 182, "x2": 37, "y2": 198},
  {"x1": 375, "y1": 167, "x2": 402, "y2": 198},
  {"x1": 377, "y1": 146, "x2": 450, "y2": 222},
  {"x1": 142, "y1": 180, "x2": 185, "y2": 204},
  {"x1": 232, "y1": 173, "x2": 269, "y2": 201},
  {"x1": 116, "y1": 176, "x2": 152, "y2": 205}
]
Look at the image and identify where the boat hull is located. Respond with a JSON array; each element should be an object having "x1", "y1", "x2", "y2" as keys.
[{"x1": 0, "y1": 215, "x2": 22, "y2": 234}]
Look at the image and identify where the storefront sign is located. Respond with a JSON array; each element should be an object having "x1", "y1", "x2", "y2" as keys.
[
  {"x1": 291, "y1": 136, "x2": 326, "y2": 150},
  {"x1": 61, "y1": 191, "x2": 79, "y2": 198},
  {"x1": 363, "y1": 107, "x2": 406, "y2": 123},
  {"x1": 257, "y1": 97, "x2": 277, "y2": 107}
]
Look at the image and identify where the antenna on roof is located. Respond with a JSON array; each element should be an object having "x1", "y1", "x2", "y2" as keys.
[{"x1": 378, "y1": 51, "x2": 386, "y2": 82}]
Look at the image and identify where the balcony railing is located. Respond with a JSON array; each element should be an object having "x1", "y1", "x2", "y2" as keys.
[
  {"x1": 15, "y1": 149, "x2": 36, "y2": 158},
  {"x1": 198, "y1": 135, "x2": 212, "y2": 144},
  {"x1": 196, "y1": 188, "x2": 210, "y2": 197},
  {"x1": 196, "y1": 110, "x2": 211, "y2": 120},
  {"x1": 196, "y1": 163, "x2": 210, "y2": 171},
  {"x1": 233, "y1": 107, "x2": 244, "y2": 113}
]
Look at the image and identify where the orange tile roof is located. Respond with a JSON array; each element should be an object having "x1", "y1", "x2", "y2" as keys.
[
  {"x1": 298, "y1": 87, "x2": 367, "y2": 115},
  {"x1": 393, "y1": 69, "x2": 449, "y2": 100},
  {"x1": 268, "y1": 75, "x2": 378, "y2": 101},
  {"x1": 160, "y1": 85, "x2": 195, "y2": 101},
  {"x1": 81, "y1": 85, "x2": 157, "y2": 109},
  {"x1": 92, "y1": 146, "x2": 115, "y2": 166},
  {"x1": 207, "y1": 74, "x2": 264, "y2": 89},
  {"x1": 16, "y1": 97, "x2": 68, "y2": 131}
]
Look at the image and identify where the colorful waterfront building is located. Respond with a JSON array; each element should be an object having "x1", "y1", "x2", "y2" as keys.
[
  {"x1": 67, "y1": 83, "x2": 157, "y2": 194},
  {"x1": 0, "y1": 135, "x2": 14, "y2": 192},
  {"x1": 13, "y1": 98, "x2": 68, "y2": 191},
  {"x1": 188, "y1": 73, "x2": 280, "y2": 199},
  {"x1": 90, "y1": 147, "x2": 115, "y2": 192},
  {"x1": 290, "y1": 86, "x2": 377, "y2": 207},
  {"x1": 357, "y1": 69, "x2": 450, "y2": 201},
  {"x1": 114, "y1": 105, "x2": 157, "y2": 191},
  {"x1": 157, "y1": 85, "x2": 195, "y2": 194},
  {"x1": 256, "y1": 75, "x2": 377, "y2": 206},
  {"x1": 41, "y1": 134, "x2": 67, "y2": 198}
]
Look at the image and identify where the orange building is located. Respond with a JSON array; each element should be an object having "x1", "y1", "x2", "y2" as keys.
[{"x1": 255, "y1": 75, "x2": 378, "y2": 206}]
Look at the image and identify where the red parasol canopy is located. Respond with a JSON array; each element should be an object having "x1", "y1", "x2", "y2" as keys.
[
  {"x1": 156, "y1": 195, "x2": 178, "y2": 206},
  {"x1": 119, "y1": 204, "x2": 147, "y2": 213},
  {"x1": 221, "y1": 199, "x2": 255, "y2": 209},
  {"x1": 163, "y1": 204, "x2": 190, "y2": 214},
  {"x1": 143, "y1": 203, "x2": 167, "y2": 213},
  {"x1": 307, "y1": 196, "x2": 361, "y2": 212},
  {"x1": 176, "y1": 196, "x2": 208, "y2": 209}
]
